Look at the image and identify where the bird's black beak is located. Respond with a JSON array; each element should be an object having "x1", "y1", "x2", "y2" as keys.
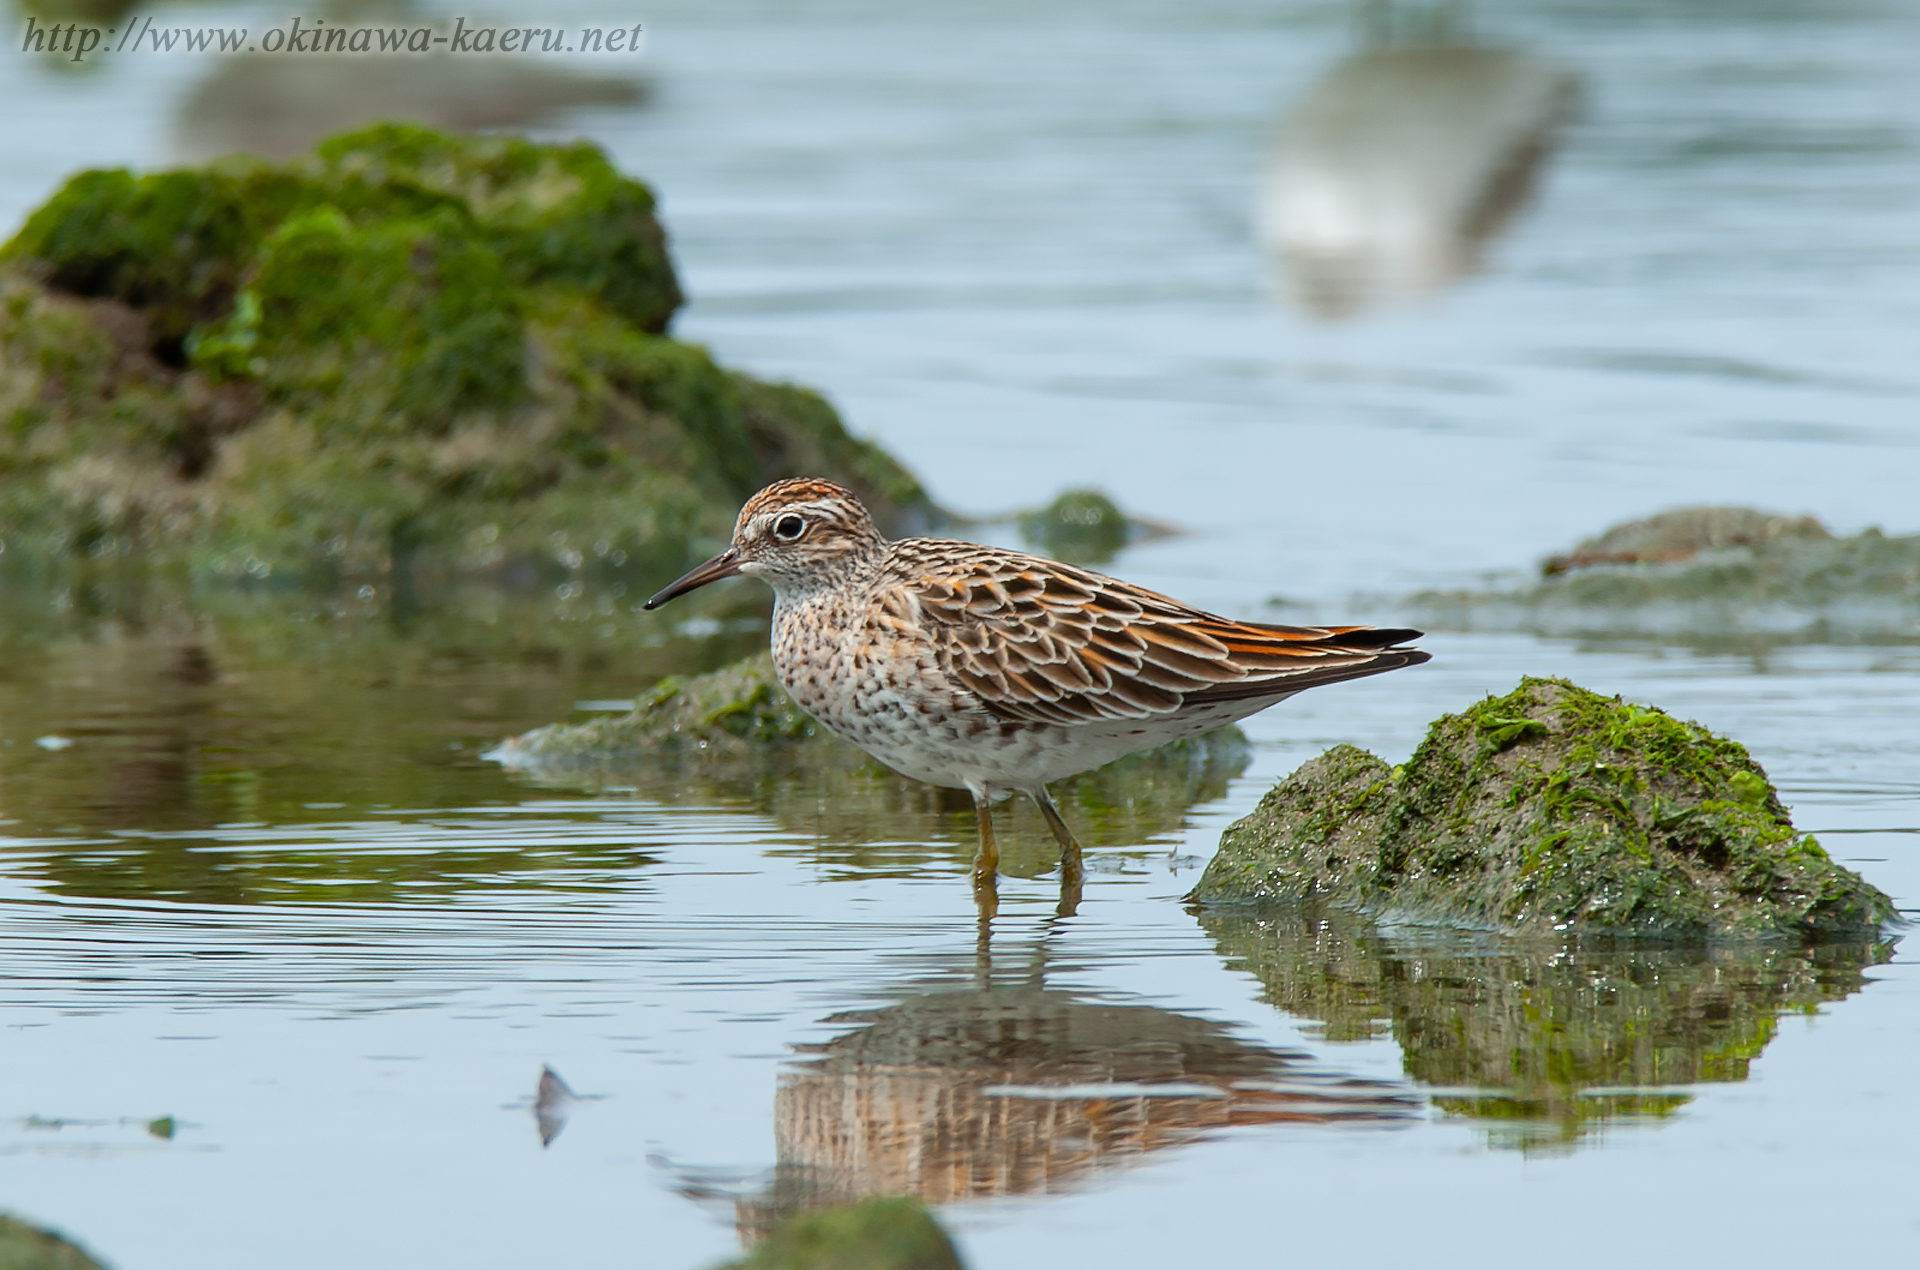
[{"x1": 643, "y1": 547, "x2": 743, "y2": 610}]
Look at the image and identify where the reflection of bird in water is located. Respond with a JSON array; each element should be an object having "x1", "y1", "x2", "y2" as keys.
[
  {"x1": 666, "y1": 933, "x2": 1418, "y2": 1244},
  {"x1": 645, "y1": 480, "x2": 1427, "y2": 912},
  {"x1": 1258, "y1": 1, "x2": 1580, "y2": 318}
]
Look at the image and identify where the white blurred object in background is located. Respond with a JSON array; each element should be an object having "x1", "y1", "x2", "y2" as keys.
[{"x1": 1259, "y1": 6, "x2": 1579, "y2": 318}]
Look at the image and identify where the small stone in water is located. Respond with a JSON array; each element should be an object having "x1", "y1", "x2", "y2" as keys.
[{"x1": 34, "y1": 735, "x2": 73, "y2": 751}]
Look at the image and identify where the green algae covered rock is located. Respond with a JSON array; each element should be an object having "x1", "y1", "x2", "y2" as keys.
[
  {"x1": 1191, "y1": 677, "x2": 1897, "y2": 940},
  {"x1": 497, "y1": 651, "x2": 822, "y2": 767},
  {"x1": 715, "y1": 1196, "x2": 962, "y2": 1270},
  {"x1": 1018, "y1": 487, "x2": 1129, "y2": 565},
  {"x1": 0, "y1": 124, "x2": 929, "y2": 579}
]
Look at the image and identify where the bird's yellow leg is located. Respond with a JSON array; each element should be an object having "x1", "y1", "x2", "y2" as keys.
[
  {"x1": 1032, "y1": 786, "x2": 1084, "y2": 917},
  {"x1": 970, "y1": 786, "x2": 1000, "y2": 916}
]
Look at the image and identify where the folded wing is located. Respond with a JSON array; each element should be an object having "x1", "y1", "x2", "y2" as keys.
[{"x1": 887, "y1": 546, "x2": 1429, "y2": 727}]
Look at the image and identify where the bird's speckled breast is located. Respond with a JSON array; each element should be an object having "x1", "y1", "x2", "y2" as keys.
[{"x1": 769, "y1": 586, "x2": 1021, "y2": 789}]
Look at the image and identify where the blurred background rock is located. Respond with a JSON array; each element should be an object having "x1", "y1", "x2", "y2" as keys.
[{"x1": 169, "y1": 2, "x2": 648, "y2": 163}]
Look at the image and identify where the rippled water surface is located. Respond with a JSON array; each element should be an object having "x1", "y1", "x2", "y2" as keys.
[{"x1": 2, "y1": 2, "x2": 1918, "y2": 1268}]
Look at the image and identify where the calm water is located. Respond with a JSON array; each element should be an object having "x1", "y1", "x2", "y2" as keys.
[{"x1": 2, "y1": 2, "x2": 1918, "y2": 1268}]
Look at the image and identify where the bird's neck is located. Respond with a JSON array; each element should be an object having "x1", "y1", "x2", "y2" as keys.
[{"x1": 763, "y1": 543, "x2": 886, "y2": 611}]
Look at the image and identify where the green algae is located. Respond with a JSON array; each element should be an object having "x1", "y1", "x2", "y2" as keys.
[
  {"x1": 0, "y1": 124, "x2": 928, "y2": 580},
  {"x1": 1190, "y1": 677, "x2": 1897, "y2": 940},
  {"x1": 2, "y1": 126, "x2": 677, "y2": 349},
  {"x1": 1198, "y1": 904, "x2": 1891, "y2": 1152},
  {"x1": 312, "y1": 125, "x2": 681, "y2": 335},
  {"x1": 714, "y1": 1196, "x2": 962, "y2": 1270},
  {"x1": 491, "y1": 651, "x2": 1251, "y2": 870}
]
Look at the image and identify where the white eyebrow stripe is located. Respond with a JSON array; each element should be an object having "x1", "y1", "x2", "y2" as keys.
[{"x1": 767, "y1": 501, "x2": 850, "y2": 525}]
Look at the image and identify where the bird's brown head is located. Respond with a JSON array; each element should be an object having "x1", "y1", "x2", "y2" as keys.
[{"x1": 643, "y1": 479, "x2": 889, "y2": 609}]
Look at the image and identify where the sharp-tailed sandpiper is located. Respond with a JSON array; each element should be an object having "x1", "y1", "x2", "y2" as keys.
[{"x1": 646, "y1": 478, "x2": 1429, "y2": 909}]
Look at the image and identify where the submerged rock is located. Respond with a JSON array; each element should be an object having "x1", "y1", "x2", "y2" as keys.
[
  {"x1": 1198, "y1": 904, "x2": 1891, "y2": 1151},
  {"x1": 489, "y1": 652, "x2": 1250, "y2": 860},
  {"x1": 1191, "y1": 677, "x2": 1896, "y2": 940},
  {"x1": 0, "y1": 124, "x2": 930, "y2": 581},
  {"x1": 715, "y1": 1196, "x2": 961, "y2": 1270},
  {"x1": 1403, "y1": 507, "x2": 1920, "y2": 639}
]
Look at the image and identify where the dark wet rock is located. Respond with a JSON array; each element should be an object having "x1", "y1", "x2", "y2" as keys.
[
  {"x1": 0, "y1": 1213, "x2": 111, "y2": 1270},
  {"x1": 0, "y1": 124, "x2": 930, "y2": 581},
  {"x1": 1257, "y1": 9, "x2": 1580, "y2": 318},
  {"x1": 489, "y1": 652, "x2": 1251, "y2": 861},
  {"x1": 1198, "y1": 904, "x2": 1892, "y2": 1151},
  {"x1": 1191, "y1": 677, "x2": 1897, "y2": 940},
  {"x1": 1402, "y1": 507, "x2": 1920, "y2": 639},
  {"x1": 715, "y1": 1196, "x2": 961, "y2": 1270}
]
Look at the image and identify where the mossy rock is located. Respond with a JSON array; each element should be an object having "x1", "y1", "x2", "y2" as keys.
[
  {"x1": 311, "y1": 124, "x2": 682, "y2": 335},
  {"x1": 496, "y1": 650, "x2": 823, "y2": 765},
  {"x1": 1017, "y1": 488, "x2": 1130, "y2": 565},
  {"x1": 0, "y1": 1214, "x2": 111, "y2": 1270},
  {"x1": 1191, "y1": 677, "x2": 1898, "y2": 940},
  {"x1": 3, "y1": 125, "x2": 677, "y2": 346},
  {"x1": 714, "y1": 1196, "x2": 961, "y2": 1270},
  {"x1": 0, "y1": 124, "x2": 929, "y2": 579}
]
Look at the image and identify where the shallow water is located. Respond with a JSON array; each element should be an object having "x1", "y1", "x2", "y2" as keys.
[{"x1": 2, "y1": 2, "x2": 1918, "y2": 1268}]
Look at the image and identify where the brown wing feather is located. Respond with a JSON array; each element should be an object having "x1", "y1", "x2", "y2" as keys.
[{"x1": 887, "y1": 543, "x2": 1428, "y2": 726}]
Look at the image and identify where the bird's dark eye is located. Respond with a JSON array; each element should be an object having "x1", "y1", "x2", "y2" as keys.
[{"x1": 773, "y1": 514, "x2": 807, "y2": 541}]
